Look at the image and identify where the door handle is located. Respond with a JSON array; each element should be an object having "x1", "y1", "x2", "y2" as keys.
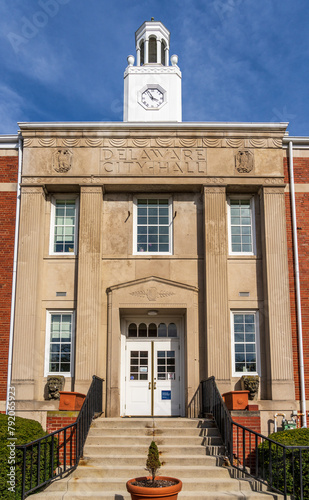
[
  {"x1": 154, "y1": 382, "x2": 157, "y2": 390},
  {"x1": 148, "y1": 382, "x2": 151, "y2": 390}
]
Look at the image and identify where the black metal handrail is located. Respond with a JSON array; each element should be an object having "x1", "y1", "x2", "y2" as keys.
[
  {"x1": 16, "y1": 375, "x2": 103, "y2": 499},
  {"x1": 201, "y1": 377, "x2": 309, "y2": 500}
]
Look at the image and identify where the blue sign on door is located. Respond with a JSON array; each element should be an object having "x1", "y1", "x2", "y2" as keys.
[{"x1": 161, "y1": 390, "x2": 171, "y2": 400}]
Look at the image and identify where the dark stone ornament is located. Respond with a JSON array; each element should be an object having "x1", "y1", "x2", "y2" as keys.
[
  {"x1": 46, "y1": 376, "x2": 65, "y2": 400},
  {"x1": 241, "y1": 375, "x2": 259, "y2": 400}
]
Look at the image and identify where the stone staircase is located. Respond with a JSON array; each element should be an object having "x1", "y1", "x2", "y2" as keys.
[{"x1": 31, "y1": 417, "x2": 284, "y2": 499}]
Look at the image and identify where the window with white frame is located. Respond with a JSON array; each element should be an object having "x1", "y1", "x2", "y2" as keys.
[
  {"x1": 50, "y1": 196, "x2": 78, "y2": 255},
  {"x1": 228, "y1": 197, "x2": 255, "y2": 254},
  {"x1": 232, "y1": 311, "x2": 259, "y2": 376},
  {"x1": 133, "y1": 197, "x2": 172, "y2": 254},
  {"x1": 45, "y1": 312, "x2": 74, "y2": 376}
]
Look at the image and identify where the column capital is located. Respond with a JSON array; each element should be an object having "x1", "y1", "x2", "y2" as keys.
[
  {"x1": 203, "y1": 186, "x2": 226, "y2": 194},
  {"x1": 80, "y1": 185, "x2": 104, "y2": 195}
]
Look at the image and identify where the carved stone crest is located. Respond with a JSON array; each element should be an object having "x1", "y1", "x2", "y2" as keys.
[
  {"x1": 53, "y1": 149, "x2": 73, "y2": 173},
  {"x1": 130, "y1": 287, "x2": 175, "y2": 302},
  {"x1": 235, "y1": 150, "x2": 254, "y2": 174}
]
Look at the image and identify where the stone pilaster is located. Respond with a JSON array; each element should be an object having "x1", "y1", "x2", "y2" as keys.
[
  {"x1": 204, "y1": 187, "x2": 231, "y2": 391},
  {"x1": 261, "y1": 187, "x2": 295, "y2": 400},
  {"x1": 12, "y1": 186, "x2": 46, "y2": 399},
  {"x1": 75, "y1": 186, "x2": 103, "y2": 393}
]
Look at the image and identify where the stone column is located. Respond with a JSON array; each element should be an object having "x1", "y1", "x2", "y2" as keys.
[
  {"x1": 260, "y1": 187, "x2": 295, "y2": 400},
  {"x1": 145, "y1": 39, "x2": 149, "y2": 64},
  {"x1": 204, "y1": 186, "x2": 231, "y2": 392},
  {"x1": 12, "y1": 186, "x2": 46, "y2": 400},
  {"x1": 75, "y1": 186, "x2": 103, "y2": 394},
  {"x1": 136, "y1": 46, "x2": 141, "y2": 66}
]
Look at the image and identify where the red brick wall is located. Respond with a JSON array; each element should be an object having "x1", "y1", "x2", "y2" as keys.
[
  {"x1": 231, "y1": 412, "x2": 261, "y2": 470},
  {"x1": 0, "y1": 156, "x2": 18, "y2": 400},
  {"x1": 46, "y1": 412, "x2": 78, "y2": 466},
  {"x1": 284, "y1": 157, "x2": 309, "y2": 400}
]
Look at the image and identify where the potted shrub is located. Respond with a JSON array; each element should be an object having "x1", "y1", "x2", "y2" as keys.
[{"x1": 126, "y1": 440, "x2": 182, "y2": 500}]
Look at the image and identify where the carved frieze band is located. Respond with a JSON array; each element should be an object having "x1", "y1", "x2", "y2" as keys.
[{"x1": 23, "y1": 137, "x2": 282, "y2": 149}]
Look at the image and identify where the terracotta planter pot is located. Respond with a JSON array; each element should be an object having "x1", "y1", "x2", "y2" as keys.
[
  {"x1": 222, "y1": 390, "x2": 249, "y2": 410},
  {"x1": 59, "y1": 391, "x2": 86, "y2": 411},
  {"x1": 126, "y1": 476, "x2": 182, "y2": 500}
]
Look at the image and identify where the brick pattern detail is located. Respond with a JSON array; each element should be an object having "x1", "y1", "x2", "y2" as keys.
[
  {"x1": 0, "y1": 157, "x2": 18, "y2": 183},
  {"x1": 46, "y1": 414, "x2": 78, "y2": 466},
  {"x1": 285, "y1": 156, "x2": 309, "y2": 400},
  {"x1": 0, "y1": 156, "x2": 18, "y2": 400},
  {"x1": 232, "y1": 413, "x2": 261, "y2": 469}
]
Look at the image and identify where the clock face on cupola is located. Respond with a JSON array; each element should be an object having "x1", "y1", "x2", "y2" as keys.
[{"x1": 123, "y1": 19, "x2": 182, "y2": 122}]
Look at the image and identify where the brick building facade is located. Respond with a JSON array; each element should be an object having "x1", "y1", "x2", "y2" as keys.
[{"x1": 0, "y1": 22, "x2": 308, "y2": 435}]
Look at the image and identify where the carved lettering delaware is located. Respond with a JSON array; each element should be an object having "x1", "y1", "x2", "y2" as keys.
[{"x1": 100, "y1": 147, "x2": 207, "y2": 176}]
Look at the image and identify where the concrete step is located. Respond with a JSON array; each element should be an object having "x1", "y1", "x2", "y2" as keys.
[
  {"x1": 85, "y1": 434, "x2": 223, "y2": 446},
  {"x1": 90, "y1": 417, "x2": 215, "y2": 428},
  {"x1": 66, "y1": 476, "x2": 252, "y2": 493},
  {"x1": 83, "y1": 443, "x2": 213, "y2": 456},
  {"x1": 72, "y1": 464, "x2": 230, "y2": 479},
  {"x1": 88, "y1": 425, "x2": 219, "y2": 437},
  {"x1": 80, "y1": 453, "x2": 219, "y2": 467}
]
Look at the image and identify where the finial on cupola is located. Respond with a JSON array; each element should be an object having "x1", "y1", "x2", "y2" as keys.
[{"x1": 151, "y1": 17, "x2": 154, "y2": 21}]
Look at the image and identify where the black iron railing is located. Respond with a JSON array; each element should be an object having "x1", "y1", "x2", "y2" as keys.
[
  {"x1": 16, "y1": 375, "x2": 103, "y2": 499},
  {"x1": 201, "y1": 377, "x2": 309, "y2": 500}
]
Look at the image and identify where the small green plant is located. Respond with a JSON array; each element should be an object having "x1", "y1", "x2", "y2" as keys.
[{"x1": 145, "y1": 441, "x2": 161, "y2": 484}]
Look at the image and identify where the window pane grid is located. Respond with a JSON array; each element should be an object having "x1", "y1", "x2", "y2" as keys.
[
  {"x1": 230, "y1": 199, "x2": 253, "y2": 253},
  {"x1": 127, "y1": 322, "x2": 178, "y2": 338},
  {"x1": 130, "y1": 351, "x2": 148, "y2": 380},
  {"x1": 233, "y1": 313, "x2": 257, "y2": 373},
  {"x1": 54, "y1": 200, "x2": 76, "y2": 253},
  {"x1": 157, "y1": 351, "x2": 175, "y2": 380},
  {"x1": 137, "y1": 199, "x2": 170, "y2": 253},
  {"x1": 49, "y1": 313, "x2": 72, "y2": 374}
]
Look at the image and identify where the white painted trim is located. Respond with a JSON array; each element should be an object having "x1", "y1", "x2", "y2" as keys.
[
  {"x1": 49, "y1": 194, "x2": 79, "y2": 256},
  {"x1": 227, "y1": 195, "x2": 256, "y2": 256},
  {"x1": 0, "y1": 135, "x2": 19, "y2": 148},
  {"x1": 18, "y1": 122, "x2": 289, "y2": 131},
  {"x1": 231, "y1": 310, "x2": 260, "y2": 377},
  {"x1": 44, "y1": 310, "x2": 75, "y2": 377},
  {"x1": 133, "y1": 195, "x2": 173, "y2": 256}
]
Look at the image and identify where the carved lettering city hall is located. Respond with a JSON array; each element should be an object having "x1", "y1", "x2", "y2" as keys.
[{"x1": 100, "y1": 147, "x2": 207, "y2": 176}]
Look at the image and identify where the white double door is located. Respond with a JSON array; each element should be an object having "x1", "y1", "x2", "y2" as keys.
[{"x1": 125, "y1": 339, "x2": 181, "y2": 416}]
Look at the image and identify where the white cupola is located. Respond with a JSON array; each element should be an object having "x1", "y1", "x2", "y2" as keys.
[{"x1": 123, "y1": 19, "x2": 182, "y2": 122}]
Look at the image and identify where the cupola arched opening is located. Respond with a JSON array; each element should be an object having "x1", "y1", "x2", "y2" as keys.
[
  {"x1": 140, "y1": 40, "x2": 145, "y2": 65},
  {"x1": 148, "y1": 36, "x2": 157, "y2": 63}
]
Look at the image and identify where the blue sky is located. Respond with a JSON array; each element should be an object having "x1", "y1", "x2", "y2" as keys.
[{"x1": 0, "y1": 0, "x2": 308, "y2": 136}]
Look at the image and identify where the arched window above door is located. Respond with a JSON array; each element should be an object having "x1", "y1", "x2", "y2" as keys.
[{"x1": 127, "y1": 321, "x2": 178, "y2": 338}]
